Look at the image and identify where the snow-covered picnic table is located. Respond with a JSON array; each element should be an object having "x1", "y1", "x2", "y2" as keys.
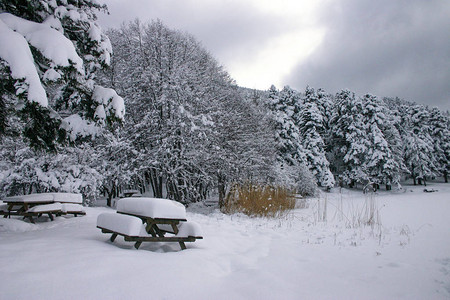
[
  {"x1": 0, "y1": 193, "x2": 85, "y2": 223},
  {"x1": 97, "y1": 197, "x2": 202, "y2": 250}
]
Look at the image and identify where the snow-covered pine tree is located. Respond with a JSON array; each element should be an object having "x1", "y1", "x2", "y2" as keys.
[
  {"x1": 267, "y1": 85, "x2": 306, "y2": 166},
  {"x1": 329, "y1": 89, "x2": 370, "y2": 187},
  {"x1": 428, "y1": 107, "x2": 449, "y2": 182},
  {"x1": 316, "y1": 88, "x2": 334, "y2": 128},
  {"x1": 298, "y1": 86, "x2": 335, "y2": 189},
  {"x1": 401, "y1": 105, "x2": 439, "y2": 185},
  {"x1": 0, "y1": 0, "x2": 124, "y2": 150},
  {"x1": 360, "y1": 94, "x2": 403, "y2": 188},
  {"x1": 379, "y1": 99, "x2": 408, "y2": 189}
]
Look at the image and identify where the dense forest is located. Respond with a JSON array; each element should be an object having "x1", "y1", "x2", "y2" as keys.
[{"x1": 0, "y1": 1, "x2": 449, "y2": 206}]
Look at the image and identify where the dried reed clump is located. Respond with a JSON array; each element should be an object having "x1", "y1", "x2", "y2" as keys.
[{"x1": 222, "y1": 182, "x2": 296, "y2": 218}]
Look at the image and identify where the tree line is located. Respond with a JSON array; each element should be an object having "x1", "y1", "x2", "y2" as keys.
[{"x1": 0, "y1": 3, "x2": 448, "y2": 205}]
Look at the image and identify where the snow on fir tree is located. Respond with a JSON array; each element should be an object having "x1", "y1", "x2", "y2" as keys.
[
  {"x1": 267, "y1": 85, "x2": 306, "y2": 166},
  {"x1": 360, "y1": 94, "x2": 402, "y2": 187},
  {"x1": 428, "y1": 107, "x2": 450, "y2": 181},
  {"x1": 329, "y1": 89, "x2": 371, "y2": 185},
  {"x1": 0, "y1": 0, "x2": 124, "y2": 150},
  {"x1": 298, "y1": 86, "x2": 335, "y2": 189},
  {"x1": 402, "y1": 105, "x2": 439, "y2": 185}
]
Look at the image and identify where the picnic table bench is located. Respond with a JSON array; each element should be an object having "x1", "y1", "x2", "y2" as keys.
[
  {"x1": 97, "y1": 197, "x2": 202, "y2": 250},
  {"x1": 0, "y1": 193, "x2": 85, "y2": 223}
]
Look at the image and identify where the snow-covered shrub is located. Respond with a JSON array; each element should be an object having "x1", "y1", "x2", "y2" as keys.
[
  {"x1": 270, "y1": 162, "x2": 317, "y2": 197},
  {"x1": 297, "y1": 167, "x2": 318, "y2": 197},
  {"x1": 0, "y1": 141, "x2": 102, "y2": 203}
]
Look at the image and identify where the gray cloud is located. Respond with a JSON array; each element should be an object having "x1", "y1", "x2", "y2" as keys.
[
  {"x1": 285, "y1": 0, "x2": 450, "y2": 110},
  {"x1": 98, "y1": 0, "x2": 450, "y2": 111},
  {"x1": 98, "y1": 0, "x2": 297, "y2": 69}
]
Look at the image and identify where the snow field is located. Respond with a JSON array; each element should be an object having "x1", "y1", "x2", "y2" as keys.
[{"x1": 0, "y1": 183, "x2": 449, "y2": 299}]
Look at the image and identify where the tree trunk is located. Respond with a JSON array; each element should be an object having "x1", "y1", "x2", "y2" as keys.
[
  {"x1": 218, "y1": 174, "x2": 226, "y2": 208},
  {"x1": 106, "y1": 189, "x2": 114, "y2": 207},
  {"x1": 411, "y1": 163, "x2": 417, "y2": 185},
  {"x1": 148, "y1": 169, "x2": 163, "y2": 198},
  {"x1": 103, "y1": 183, "x2": 116, "y2": 207}
]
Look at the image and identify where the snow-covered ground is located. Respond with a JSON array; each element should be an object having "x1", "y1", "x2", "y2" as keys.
[{"x1": 1, "y1": 182, "x2": 449, "y2": 300}]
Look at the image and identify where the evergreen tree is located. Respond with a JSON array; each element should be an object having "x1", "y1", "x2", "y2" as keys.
[
  {"x1": 316, "y1": 88, "x2": 334, "y2": 128},
  {"x1": 360, "y1": 94, "x2": 403, "y2": 188},
  {"x1": 329, "y1": 89, "x2": 370, "y2": 186},
  {"x1": 380, "y1": 101, "x2": 408, "y2": 188},
  {"x1": 298, "y1": 86, "x2": 335, "y2": 189},
  {"x1": 0, "y1": 0, "x2": 124, "y2": 150},
  {"x1": 428, "y1": 107, "x2": 450, "y2": 182},
  {"x1": 267, "y1": 85, "x2": 306, "y2": 165},
  {"x1": 402, "y1": 105, "x2": 438, "y2": 185}
]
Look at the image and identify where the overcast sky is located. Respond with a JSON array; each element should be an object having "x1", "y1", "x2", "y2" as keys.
[{"x1": 98, "y1": 0, "x2": 450, "y2": 111}]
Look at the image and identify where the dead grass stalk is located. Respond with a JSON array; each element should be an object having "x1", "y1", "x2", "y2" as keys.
[{"x1": 222, "y1": 182, "x2": 296, "y2": 218}]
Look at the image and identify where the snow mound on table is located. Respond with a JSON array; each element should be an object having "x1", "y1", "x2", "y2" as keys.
[
  {"x1": 27, "y1": 203, "x2": 62, "y2": 213},
  {"x1": 4, "y1": 193, "x2": 82, "y2": 203},
  {"x1": 4, "y1": 193, "x2": 54, "y2": 203},
  {"x1": 52, "y1": 193, "x2": 82, "y2": 204},
  {"x1": 0, "y1": 203, "x2": 8, "y2": 211},
  {"x1": 0, "y1": 218, "x2": 38, "y2": 232},
  {"x1": 97, "y1": 213, "x2": 149, "y2": 237},
  {"x1": 61, "y1": 203, "x2": 85, "y2": 213},
  {"x1": 117, "y1": 198, "x2": 186, "y2": 220},
  {"x1": 176, "y1": 222, "x2": 203, "y2": 238}
]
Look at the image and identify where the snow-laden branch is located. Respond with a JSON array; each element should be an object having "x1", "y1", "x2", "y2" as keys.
[
  {"x1": 0, "y1": 12, "x2": 85, "y2": 106},
  {"x1": 93, "y1": 85, "x2": 125, "y2": 121},
  {"x1": 0, "y1": 18, "x2": 47, "y2": 106},
  {"x1": 0, "y1": 13, "x2": 84, "y2": 72}
]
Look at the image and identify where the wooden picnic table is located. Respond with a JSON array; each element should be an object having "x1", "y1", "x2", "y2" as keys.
[
  {"x1": 97, "y1": 197, "x2": 202, "y2": 250},
  {"x1": 1, "y1": 193, "x2": 85, "y2": 223},
  {"x1": 1, "y1": 194, "x2": 55, "y2": 222},
  {"x1": 117, "y1": 211, "x2": 186, "y2": 237},
  {"x1": 117, "y1": 211, "x2": 196, "y2": 249}
]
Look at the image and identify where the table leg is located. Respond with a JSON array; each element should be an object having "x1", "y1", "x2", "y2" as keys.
[
  {"x1": 110, "y1": 233, "x2": 118, "y2": 242},
  {"x1": 179, "y1": 242, "x2": 187, "y2": 250},
  {"x1": 7, "y1": 203, "x2": 15, "y2": 218},
  {"x1": 145, "y1": 223, "x2": 157, "y2": 237},
  {"x1": 171, "y1": 223, "x2": 179, "y2": 235},
  {"x1": 134, "y1": 241, "x2": 142, "y2": 249}
]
